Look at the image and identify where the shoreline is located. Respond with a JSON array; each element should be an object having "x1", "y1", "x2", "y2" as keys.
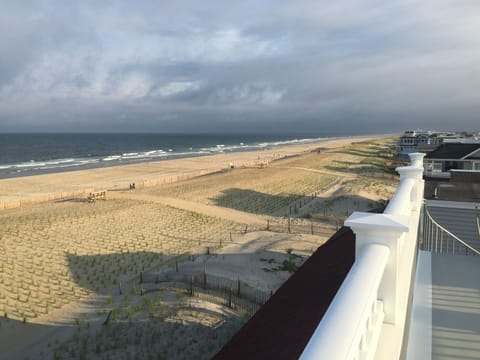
[
  {"x1": 0, "y1": 134, "x2": 347, "y2": 180},
  {"x1": 0, "y1": 134, "x2": 387, "y2": 209},
  {"x1": 0, "y1": 133, "x2": 400, "y2": 180}
]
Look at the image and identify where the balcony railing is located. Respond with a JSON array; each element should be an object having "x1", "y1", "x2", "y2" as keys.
[
  {"x1": 422, "y1": 206, "x2": 480, "y2": 255},
  {"x1": 300, "y1": 153, "x2": 426, "y2": 360}
]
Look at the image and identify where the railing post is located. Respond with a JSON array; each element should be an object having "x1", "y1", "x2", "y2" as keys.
[
  {"x1": 408, "y1": 152, "x2": 425, "y2": 169},
  {"x1": 345, "y1": 213, "x2": 409, "y2": 324},
  {"x1": 408, "y1": 152, "x2": 426, "y2": 209}
]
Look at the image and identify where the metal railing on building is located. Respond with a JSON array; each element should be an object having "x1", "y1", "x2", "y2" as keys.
[{"x1": 422, "y1": 207, "x2": 480, "y2": 256}]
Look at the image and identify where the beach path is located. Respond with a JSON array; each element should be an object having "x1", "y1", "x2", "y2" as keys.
[{"x1": 112, "y1": 192, "x2": 268, "y2": 226}]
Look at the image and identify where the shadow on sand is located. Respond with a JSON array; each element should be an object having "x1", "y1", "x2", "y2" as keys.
[
  {"x1": 3, "y1": 245, "x2": 308, "y2": 359},
  {"x1": 210, "y1": 188, "x2": 302, "y2": 215},
  {"x1": 65, "y1": 251, "x2": 166, "y2": 296}
]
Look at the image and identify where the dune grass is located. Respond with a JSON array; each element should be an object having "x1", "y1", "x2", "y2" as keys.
[
  {"x1": 146, "y1": 167, "x2": 336, "y2": 215},
  {"x1": 0, "y1": 199, "x2": 243, "y2": 321}
]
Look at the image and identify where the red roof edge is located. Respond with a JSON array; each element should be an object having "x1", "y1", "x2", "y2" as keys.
[{"x1": 213, "y1": 226, "x2": 355, "y2": 360}]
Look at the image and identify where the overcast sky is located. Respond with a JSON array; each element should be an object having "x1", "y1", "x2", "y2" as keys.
[{"x1": 0, "y1": 0, "x2": 479, "y2": 134}]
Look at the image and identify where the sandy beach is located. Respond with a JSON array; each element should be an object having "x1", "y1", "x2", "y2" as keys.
[
  {"x1": 0, "y1": 135, "x2": 383, "y2": 207},
  {"x1": 0, "y1": 134, "x2": 398, "y2": 359}
]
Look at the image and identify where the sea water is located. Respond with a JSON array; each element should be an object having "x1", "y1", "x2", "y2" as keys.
[{"x1": 0, "y1": 133, "x2": 336, "y2": 179}]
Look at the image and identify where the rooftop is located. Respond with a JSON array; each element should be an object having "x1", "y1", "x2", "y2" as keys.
[
  {"x1": 425, "y1": 143, "x2": 480, "y2": 160},
  {"x1": 424, "y1": 173, "x2": 480, "y2": 202}
]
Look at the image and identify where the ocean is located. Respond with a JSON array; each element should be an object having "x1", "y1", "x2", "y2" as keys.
[{"x1": 0, "y1": 133, "x2": 336, "y2": 179}]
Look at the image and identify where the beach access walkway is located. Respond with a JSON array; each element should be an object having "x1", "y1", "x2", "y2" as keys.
[
  {"x1": 113, "y1": 192, "x2": 268, "y2": 226},
  {"x1": 112, "y1": 192, "x2": 336, "y2": 238},
  {"x1": 274, "y1": 166, "x2": 357, "y2": 179}
]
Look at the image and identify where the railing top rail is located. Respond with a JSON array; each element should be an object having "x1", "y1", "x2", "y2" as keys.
[
  {"x1": 425, "y1": 206, "x2": 480, "y2": 256},
  {"x1": 300, "y1": 244, "x2": 390, "y2": 359},
  {"x1": 384, "y1": 177, "x2": 416, "y2": 215}
]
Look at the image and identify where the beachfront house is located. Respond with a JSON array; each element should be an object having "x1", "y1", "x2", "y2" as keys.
[
  {"x1": 397, "y1": 130, "x2": 479, "y2": 160},
  {"x1": 214, "y1": 152, "x2": 480, "y2": 360},
  {"x1": 424, "y1": 142, "x2": 480, "y2": 179},
  {"x1": 397, "y1": 130, "x2": 433, "y2": 160}
]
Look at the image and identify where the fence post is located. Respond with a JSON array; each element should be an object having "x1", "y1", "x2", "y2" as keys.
[
  {"x1": 228, "y1": 283, "x2": 233, "y2": 309},
  {"x1": 203, "y1": 267, "x2": 207, "y2": 289}
]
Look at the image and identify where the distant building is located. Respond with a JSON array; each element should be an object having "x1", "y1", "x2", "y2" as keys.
[
  {"x1": 397, "y1": 130, "x2": 432, "y2": 160},
  {"x1": 398, "y1": 130, "x2": 480, "y2": 160},
  {"x1": 424, "y1": 143, "x2": 480, "y2": 179}
]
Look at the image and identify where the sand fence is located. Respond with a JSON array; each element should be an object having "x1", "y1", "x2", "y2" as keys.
[
  {"x1": 142, "y1": 270, "x2": 271, "y2": 317},
  {"x1": 134, "y1": 168, "x2": 223, "y2": 190},
  {"x1": 135, "y1": 156, "x2": 278, "y2": 190},
  {"x1": 0, "y1": 155, "x2": 280, "y2": 212},
  {"x1": 0, "y1": 189, "x2": 96, "y2": 210}
]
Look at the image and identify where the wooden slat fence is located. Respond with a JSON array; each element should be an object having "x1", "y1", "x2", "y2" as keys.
[{"x1": 142, "y1": 271, "x2": 271, "y2": 317}]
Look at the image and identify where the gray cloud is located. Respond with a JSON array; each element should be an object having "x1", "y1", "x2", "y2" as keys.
[{"x1": 0, "y1": 0, "x2": 479, "y2": 133}]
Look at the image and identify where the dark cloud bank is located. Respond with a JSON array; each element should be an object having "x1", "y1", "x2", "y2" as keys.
[{"x1": 0, "y1": 0, "x2": 479, "y2": 134}]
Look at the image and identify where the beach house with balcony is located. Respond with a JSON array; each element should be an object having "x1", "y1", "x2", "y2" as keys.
[
  {"x1": 214, "y1": 152, "x2": 480, "y2": 360},
  {"x1": 397, "y1": 130, "x2": 433, "y2": 159},
  {"x1": 397, "y1": 130, "x2": 479, "y2": 160}
]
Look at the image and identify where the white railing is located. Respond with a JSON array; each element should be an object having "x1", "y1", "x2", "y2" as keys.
[
  {"x1": 300, "y1": 152, "x2": 425, "y2": 360},
  {"x1": 300, "y1": 244, "x2": 389, "y2": 360}
]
